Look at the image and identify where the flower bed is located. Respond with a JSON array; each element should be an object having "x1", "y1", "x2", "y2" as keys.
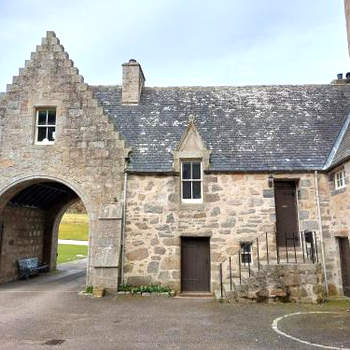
[{"x1": 118, "y1": 284, "x2": 175, "y2": 296}]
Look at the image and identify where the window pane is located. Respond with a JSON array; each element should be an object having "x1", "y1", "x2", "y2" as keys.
[
  {"x1": 182, "y1": 163, "x2": 191, "y2": 179},
  {"x1": 241, "y1": 253, "x2": 251, "y2": 264},
  {"x1": 38, "y1": 111, "x2": 46, "y2": 125},
  {"x1": 48, "y1": 127, "x2": 56, "y2": 141},
  {"x1": 182, "y1": 181, "x2": 191, "y2": 199},
  {"x1": 192, "y1": 181, "x2": 201, "y2": 199},
  {"x1": 335, "y1": 171, "x2": 346, "y2": 189},
  {"x1": 192, "y1": 162, "x2": 201, "y2": 179},
  {"x1": 241, "y1": 243, "x2": 252, "y2": 263},
  {"x1": 37, "y1": 127, "x2": 46, "y2": 142},
  {"x1": 48, "y1": 110, "x2": 56, "y2": 125},
  {"x1": 241, "y1": 243, "x2": 251, "y2": 253}
]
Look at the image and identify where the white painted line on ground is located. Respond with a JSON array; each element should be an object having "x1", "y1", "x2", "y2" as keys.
[
  {"x1": 272, "y1": 311, "x2": 350, "y2": 350},
  {"x1": 58, "y1": 239, "x2": 88, "y2": 246}
]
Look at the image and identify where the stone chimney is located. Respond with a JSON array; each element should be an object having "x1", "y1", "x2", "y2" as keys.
[
  {"x1": 122, "y1": 59, "x2": 145, "y2": 105},
  {"x1": 331, "y1": 72, "x2": 350, "y2": 85}
]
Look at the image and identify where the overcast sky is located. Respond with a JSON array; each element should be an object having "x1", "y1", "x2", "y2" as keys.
[{"x1": 0, "y1": 0, "x2": 349, "y2": 90}]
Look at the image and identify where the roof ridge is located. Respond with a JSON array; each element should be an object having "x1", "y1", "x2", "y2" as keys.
[{"x1": 91, "y1": 84, "x2": 346, "y2": 90}]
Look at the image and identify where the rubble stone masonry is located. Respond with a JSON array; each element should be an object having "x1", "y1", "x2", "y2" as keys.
[
  {"x1": 0, "y1": 32, "x2": 127, "y2": 287},
  {"x1": 124, "y1": 172, "x2": 320, "y2": 292},
  {"x1": 0, "y1": 207, "x2": 45, "y2": 283},
  {"x1": 318, "y1": 160, "x2": 350, "y2": 295}
]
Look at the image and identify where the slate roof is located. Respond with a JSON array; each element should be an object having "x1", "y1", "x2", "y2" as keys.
[
  {"x1": 92, "y1": 85, "x2": 350, "y2": 172},
  {"x1": 330, "y1": 117, "x2": 350, "y2": 168}
]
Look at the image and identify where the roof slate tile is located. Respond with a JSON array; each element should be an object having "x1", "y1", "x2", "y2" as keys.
[{"x1": 92, "y1": 85, "x2": 350, "y2": 172}]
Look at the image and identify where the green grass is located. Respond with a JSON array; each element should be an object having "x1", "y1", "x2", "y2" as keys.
[
  {"x1": 57, "y1": 244, "x2": 88, "y2": 264},
  {"x1": 321, "y1": 298, "x2": 350, "y2": 311},
  {"x1": 58, "y1": 213, "x2": 88, "y2": 241}
]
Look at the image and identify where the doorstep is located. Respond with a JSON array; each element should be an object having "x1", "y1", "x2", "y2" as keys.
[{"x1": 175, "y1": 292, "x2": 215, "y2": 299}]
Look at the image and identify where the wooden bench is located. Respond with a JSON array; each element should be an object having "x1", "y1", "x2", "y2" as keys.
[{"x1": 17, "y1": 257, "x2": 49, "y2": 279}]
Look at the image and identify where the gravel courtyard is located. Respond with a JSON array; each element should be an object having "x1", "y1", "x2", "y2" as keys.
[{"x1": 0, "y1": 259, "x2": 349, "y2": 350}]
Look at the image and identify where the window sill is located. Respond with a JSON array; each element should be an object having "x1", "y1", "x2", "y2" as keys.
[
  {"x1": 34, "y1": 142, "x2": 55, "y2": 146},
  {"x1": 179, "y1": 202, "x2": 205, "y2": 211},
  {"x1": 181, "y1": 199, "x2": 203, "y2": 204},
  {"x1": 331, "y1": 187, "x2": 347, "y2": 196}
]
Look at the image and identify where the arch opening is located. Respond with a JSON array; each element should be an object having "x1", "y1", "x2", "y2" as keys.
[{"x1": 0, "y1": 179, "x2": 89, "y2": 284}]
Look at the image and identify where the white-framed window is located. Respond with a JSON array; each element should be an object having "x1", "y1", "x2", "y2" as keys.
[
  {"x1": 181, "y1": 160, "x2": 202, "y2": 203},
  {"x1": 35, "y1": 108, "x2": 56, "y2": 145},
  {"x1": 335, "y1": 169, "x2": 346, "y2": 190},
  {"x1": 240, "y1": 242, "x2": 252, "y2": 265}
]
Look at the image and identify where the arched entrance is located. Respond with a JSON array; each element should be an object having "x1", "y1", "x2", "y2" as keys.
[{"x1": 0, "y1": 177, "x2": 90, "y2": 284}]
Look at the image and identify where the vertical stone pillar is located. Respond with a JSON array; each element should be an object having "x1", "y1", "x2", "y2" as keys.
[{"x1": 91, "y1": 203, "x2": 123, "y2": 290}]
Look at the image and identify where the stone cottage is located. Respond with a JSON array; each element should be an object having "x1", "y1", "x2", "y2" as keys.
[{"x1": 0, "y1": 31, "x2": 349, "y2": 299}]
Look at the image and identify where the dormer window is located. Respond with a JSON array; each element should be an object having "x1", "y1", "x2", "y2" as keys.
[
  {"x1": 181, "y1": 161, "x2": 202, "y2": 203},
  {"x1": 35, "y1": 108, "x2": 56, "y2": 145},
  {"x1": 335, "y1": 169, "x2": 346, "y2": 190}
]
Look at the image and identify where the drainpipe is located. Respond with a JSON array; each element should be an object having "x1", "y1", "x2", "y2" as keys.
[
  {"x1": 120, "y1": 171, "x2": 128, "y2": 285},
  {"x1": 314, "y1": 170, "x2": 329, "y2": 295}
]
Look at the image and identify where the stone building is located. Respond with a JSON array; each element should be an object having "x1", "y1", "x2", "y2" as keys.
[{"x1": 0, "y1": 31, "x2": 350, "y2": 299}]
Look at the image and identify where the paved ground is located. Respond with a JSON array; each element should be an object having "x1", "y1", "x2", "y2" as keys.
[
  {"x1": 58, "y1": 239, "x2": 88, "y2": 246},
  {"x1": 0, "y1": 260, "x2": 349, "y2": 350}
]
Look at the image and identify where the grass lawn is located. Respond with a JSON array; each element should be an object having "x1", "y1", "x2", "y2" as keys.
[
  {"x1": 57, "y1": 244, "x2": 88, "y2": 264},
  {"x1": 58, "y1": 213, "x2": 88, "y2": 241}
]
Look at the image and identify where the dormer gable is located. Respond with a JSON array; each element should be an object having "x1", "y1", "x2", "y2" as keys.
[{"x1": 173, "y1": 115, "x2": 211, "y2": 172}]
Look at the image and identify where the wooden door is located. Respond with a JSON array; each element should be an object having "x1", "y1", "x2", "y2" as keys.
[
  {"x1": 274, "y1": 181, "x2": 299, "y2": 247},
  {"x1": 339, "y1": 237, "x2": 350, "y2": 297},
  {"x1": 181, "y1": 237, "x2": 210, "y2": 292}
]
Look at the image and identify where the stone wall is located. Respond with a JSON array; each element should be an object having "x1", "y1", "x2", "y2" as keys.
[
  {"x1": 0, "y1": 206, "x2": 46, "y2": 283},
  {"x1": 124, "y1": 172, "x2": 320, "y2": 292},
  {"x1": 318, "y1": 163, "x2": 350, "y2": 295},
  {"x1": 228, "y1": 264, "x2": 324, "y2": 304},
  {"x1": 0, "y1": 32, "x2": 127, "y2": 288},
  {"x1": 66, "y1": 200, "x2": 86, "y2": 214}
]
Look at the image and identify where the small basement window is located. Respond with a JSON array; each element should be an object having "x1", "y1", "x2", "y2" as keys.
[
  {"x1": 240, "y1": 242, "x2": 252, "y2": 265},
  {"x1": 35, "y1": 108, "x2": 56, "y2": 145},
  {"x1": 181, "y1": 161, "x2": 202, "y2": 203},
  {"x1": 335, "y1": 169, "x2": 346, "y2": 190}
]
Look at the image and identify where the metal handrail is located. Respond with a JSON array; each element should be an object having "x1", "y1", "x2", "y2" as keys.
[{"x1": 219, "y1": 230, "x2": 320, "y2": 298}]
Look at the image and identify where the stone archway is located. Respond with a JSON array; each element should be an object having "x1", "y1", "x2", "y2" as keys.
[{"x1": 0, "y1": 176, "x2": 91, "y2": 284}]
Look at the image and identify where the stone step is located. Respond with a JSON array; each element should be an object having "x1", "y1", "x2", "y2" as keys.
[
  {"x1": 221, "y1": 262, "x2": 320, "y2": 288},
  {"x1": 177, "y1": 292, "x2": 214, "y2": 298}
]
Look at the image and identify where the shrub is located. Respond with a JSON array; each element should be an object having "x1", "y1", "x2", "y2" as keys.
[{"x1": 119, "y1": 284, "x2": 172, "y2": 295}]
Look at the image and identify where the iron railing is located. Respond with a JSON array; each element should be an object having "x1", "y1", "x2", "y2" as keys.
[{"x1": 219, "y1": 231, "x2": 319, "y2": 298}]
